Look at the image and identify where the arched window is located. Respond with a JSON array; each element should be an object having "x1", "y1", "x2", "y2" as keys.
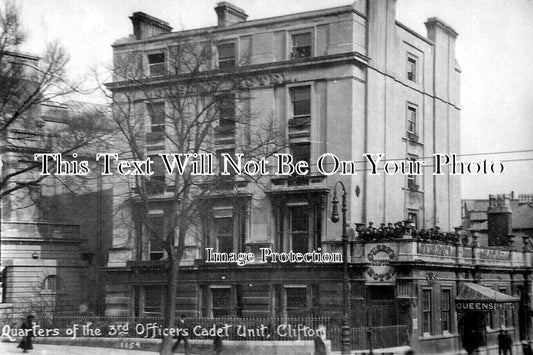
[{"x1": 43, "y1": 275, "x2": 60, "y2": 291}]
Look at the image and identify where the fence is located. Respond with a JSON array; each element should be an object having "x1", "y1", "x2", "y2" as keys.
[
  {"x1": 329, "y1": 324, "x2": 409, "y2": 351},
  {"x1": 38, "y1": 314, "x2": 408, "y2": 351}
]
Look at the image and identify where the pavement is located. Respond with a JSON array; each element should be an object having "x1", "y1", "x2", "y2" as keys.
[{"x1": 0, "y1": 343, "x2": 165, "y2": 355}]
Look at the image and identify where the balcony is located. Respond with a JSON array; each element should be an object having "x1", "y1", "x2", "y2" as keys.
[
  {"x1": 145, "y1": 132, "x2": 166, "y2": 152},
  {"x1": 214, "y1": 124, "x2": 235, "y2": 145},
  {"x1": 146, "y1": 180, "x2": 166, "y2": 195},
  {"x1": 407, "y1": 131, "x2": 419, "y2": 142},
  {"x1": 146, "y1": 131, "x2": 165, "y2": 141},
  {"x1": 288, "y1": 116, "x2": 310, "y2": 139},
  {"x1": 320, "y1": 224, "x2": 531, "y2": 269},
  {"x1": 270, "y1": 173, "x2": 326, "y2": 189},
  {"x1": 288, "y1": 116, "x2": 310, "y2": 127},
  {"x1": 126, "y1": 260, "x2": 168, "y2": 269},
  {"x1": 194, "y1": 175, "x2": 250, "y2": 193},
  {"x1": 349, "y1": 238, "x2": 527, "y2": 268},
  {"x1": 407, "y1": 179, "x2": 419, "y2": 192},
  {"x1": 320, "y1": 237, "x2": 529, "y2": 272}
]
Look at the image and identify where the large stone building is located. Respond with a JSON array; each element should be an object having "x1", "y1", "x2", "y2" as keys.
[
  {"x1": 99, "y1": 1, "x2": 515, "y2": 353},
  {"x1": 0, "y1": 50, "x2": 111, "y2": 320}
]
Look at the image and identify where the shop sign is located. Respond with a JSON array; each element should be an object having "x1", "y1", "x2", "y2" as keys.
[
  {"x1": 455, "y1": 301, "x2": 516, "y2": 311},
  {"x1": 476, "y1": 249, "x2": 510, "y2": 261}
]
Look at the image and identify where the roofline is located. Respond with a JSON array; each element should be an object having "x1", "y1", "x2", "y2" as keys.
[
  {"x1": 396, "y1": 20, "x2": 433, "y2": 45},
  {"x1": 425, "y1": 17, "x2": 458, "y2": 38},
  {"x1": 113, "y1": 4, "x2": 364, "y2": 48},
  {"x1": 114, "y1": 5, "x2": 435, "y2": 51}
]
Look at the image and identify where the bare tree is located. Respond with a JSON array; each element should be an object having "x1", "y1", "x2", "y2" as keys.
[
  {"x1": 0, "y1": 0, "x2": 110, "y2": 203},
  {"x1": 105, "y1": 34, "x2": 283, "y2": 355}
]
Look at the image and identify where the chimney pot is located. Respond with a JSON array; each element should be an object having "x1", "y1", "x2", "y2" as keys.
[
  {"x1": 130, "y1": 12, "x2": 172, "y2": 40},
  {"x1": 504, "y1": 194, "x2": 511, "y2": 207},
  {"x1": 487, "y1": 193, "x2": 513, "y2": 247},
  {"x1": 489, "y1": 194, "x2": 496, "y2": 210},
  {"x1": 215, "y1": 2, "x2": 248, "y2": 28},
  {"x1": 425, "y1": 17, "x2": 458, "y2": 41}
]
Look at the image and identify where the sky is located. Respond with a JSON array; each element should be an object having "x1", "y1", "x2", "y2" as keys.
[{"x1": 13, "y1": 0, "x2": 533, "y2": 199}]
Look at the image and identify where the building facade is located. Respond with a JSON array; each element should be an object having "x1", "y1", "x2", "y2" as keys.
[
  {"x1": 463, "y1": 192, "x2": 533, "y2": 248},
  {"x1": 0, "y1": 49, "x2": 111, "y2": 320},
  {"x1": 99, "y1": 1, "x2": 504, "y2": 353}
]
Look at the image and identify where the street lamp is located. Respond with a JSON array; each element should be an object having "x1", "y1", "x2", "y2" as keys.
[{"x1": 331, "y1": 181, "x2": 351, "y2": 355}]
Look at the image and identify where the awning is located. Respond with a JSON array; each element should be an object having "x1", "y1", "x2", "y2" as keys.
[{"x1": 455, "y1": 283, "x2": 520, "y2": 311}]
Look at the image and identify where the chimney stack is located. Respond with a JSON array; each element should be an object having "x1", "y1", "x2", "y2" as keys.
[
  {"x1": 130, "y1": 12, "x2": 172, "y2": 40},
  {"x1": 215, "y1": 2, "x2": 248, "y2": 28},
  {"x1": 487, "y1": 193, "x2": 513, "y2": 246}
]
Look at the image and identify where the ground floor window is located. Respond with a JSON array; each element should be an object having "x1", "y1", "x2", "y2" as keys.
[
  {"x1": 441, "y1": 288, "x2": 452, "y2": 333},
  {"x1": 201, "y1": 285, "x2": 243, "y2": 318},
  {"x1": 139, "y1": 285, "x2": 165, "y2": 316},
  {"x1": 487, "y1": 309, "x2": 494, "y2": 329},
  {"x1": 286, "y1": 286, "x2": 307, "y2": 316},
  {"x1": 274, "y1": 284, "x2": 313, "y2": 318},
  {"x1": 422, "y1": 289, "x2": 433, "y2": 335},
  {"x1": 499, "y1": 287, "x2": 509, "y2": 328},
  {"x1": 43, "y1": 275, "x2": 61, "y2": 291},
  {"x1": 212, "y1": 286, "x2": 232, "y2": 317}
]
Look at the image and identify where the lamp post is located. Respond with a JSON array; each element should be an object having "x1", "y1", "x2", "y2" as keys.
[{"x1": 331, "y1": 181, "x2": 351, "y2": 355}]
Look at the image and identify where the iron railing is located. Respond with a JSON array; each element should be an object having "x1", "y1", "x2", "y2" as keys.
[{"x1": 35, "y1": 314, "x2": 409, "y2": 351}]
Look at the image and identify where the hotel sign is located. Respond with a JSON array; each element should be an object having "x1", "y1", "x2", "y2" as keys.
[
  {"x1": 366, "y1": 244, "x2": 396, "y2": 285},
  {"x1": 418, "y1": 243, "x2": 454, "y2": 257},
  {"x1": 455, "y1": 301, "x2": 517, "y2": 311}
]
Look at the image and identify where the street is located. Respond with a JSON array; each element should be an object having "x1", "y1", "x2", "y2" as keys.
[{"x1": 0, "y1": 343, "x2": 163, "y2": 355}]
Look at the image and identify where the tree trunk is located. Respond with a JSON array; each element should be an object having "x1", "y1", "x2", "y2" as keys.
[{"x1": 160, "y1": 250, "x2": 179, "y2": 355}]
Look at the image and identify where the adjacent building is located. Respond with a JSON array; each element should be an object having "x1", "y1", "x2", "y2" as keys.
[
  {"x1": 463, "y1": 193, "x2": 533, "y2": 247},
  {"x1": 0, "y1": 50, "x2": 111, "y2": 320}
]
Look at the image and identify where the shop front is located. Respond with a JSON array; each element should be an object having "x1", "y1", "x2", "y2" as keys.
[{"x1": 456, "y1": 283, "x2": 520, "y2": 354}]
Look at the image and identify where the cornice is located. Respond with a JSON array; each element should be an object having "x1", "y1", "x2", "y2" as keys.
[{"x1": 106, "y1": 51, "x2": 369, "y2": 92}]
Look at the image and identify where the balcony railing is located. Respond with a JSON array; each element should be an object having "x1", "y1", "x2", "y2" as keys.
[
  {"x1": 1, "y1": 221, "x2": 80, "y2": 240},
  {"x1": 288, "y1": 116, "x2": 311, "y2": 127},
  {"x1": 319, "y1": 223, "x2": 530, "y2": 268},
  {"x1": 407, "y1": 180, "x2": 419, "y2": 191},
  {"x1": 126, "y1": 260, "x2": 168, "y2": 269},
  {"x1": 407, "y1": 131, "x2": 419, "y2": 142},
  {"x1": 270, "y1": 174, "x2": 326, "y2": 188},
  {"x1": 214, "y1": 125, "x2": 235, "y2": 135},
  {"x1": 145, "y1": 131, "x2": 165, "y2": 143}
]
